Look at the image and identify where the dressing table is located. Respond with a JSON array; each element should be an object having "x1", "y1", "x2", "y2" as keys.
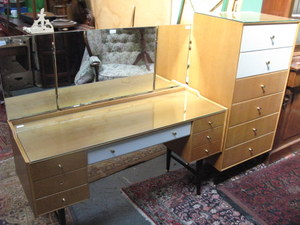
[{"x1": 1, "y1": 25, "x2": 226, "y2": 222}]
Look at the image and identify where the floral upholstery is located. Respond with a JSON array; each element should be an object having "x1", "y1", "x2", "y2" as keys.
[{"x1": 74, "y1": 27, "x2": 156, "y2": 84}]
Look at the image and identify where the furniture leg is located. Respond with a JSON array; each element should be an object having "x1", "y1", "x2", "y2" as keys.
[
  {"x1": 166, "y1": 148, "x2": 171, "y2": 171},
  {"x1": 55, "y1": 208, "x2": 66, "y2": 225},
  {"x1": 196, "y1": 160, "x2": 203, "y2": 195}
]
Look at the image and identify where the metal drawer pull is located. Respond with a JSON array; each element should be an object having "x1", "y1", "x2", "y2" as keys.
[
  {"x1": 172, "y1": 131, "x2": 177, "y2": 136},
  {"x1": 248, "y1": 148, "x2": 253, "y2": 152},
  {"x1": 208, "y1": 121, "x2": 213, "y2": 126},
  {"x1": 266, "y1": 61, "x2": 271, "y2": 70},
  {"x1": 252, "y1": 128, "x2": 257, "y2": 135},
  {"x1": 58, "y1": 164, "x2": 63, "y2": 169},
  {"x1": 256, "y1": 106, "x2": 262, "y2": 115},
  {"x1": 260, "y1": 84, "x2": 266, "y2": 93},
  {"x1": 206, "y1": 136, "x2": 212, "y2": 141},
  {"x1": 204, "y1": 149, "x2": 209, "y2": 153},
  {"x1": 62, "y1": 198, "x2": 66, "y2": 202},
  {"x1": 270, "y1": 35, "x2": 275, "y2": 45}
]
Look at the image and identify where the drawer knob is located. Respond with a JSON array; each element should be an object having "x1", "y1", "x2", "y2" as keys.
[
  {"x1": 248, "y1": 148, "x2": 253, "y2": 152},
  {"x1": 62, "y1": 197, "x2": 66, "y2": 202},
  {"x1": 252, "y1": 128, "x2": 258, "y2": 135},
  {"x1": 208, "y1": 121, "x2": 213, "y2": 126},
  {"x1": 260, "y1": 84, "x2": 266, "y2": 93},
  {"x1": 256, "y1": 106, "x2": 262, "y2": 115},
  {"x1": 172, "y1": 131, "x2": 177, "y2": 136},
  {"x1": 110, "y1": 149, "x2": 116, "y2": 154},
  {"x1": 266, "y1": 61, "x2": 271, "y2": 70},
  {"x1": 58, "y1": 164, "x2": 63, "y2": 169},
  {"x1": 204, "y1": 149, "x2": 209, "y2": 153},
  {"x1": 270, "y1": 35, "x2": 275, "y2": 45},
  {"x1": 206, "y1": 136, "x2": 212, "y2": 141}
]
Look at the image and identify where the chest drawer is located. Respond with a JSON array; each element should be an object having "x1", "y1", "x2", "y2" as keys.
[
  {"x1": 33, "y1": 168, "x2": 88, "y2": 199},
  {"x1": 30, "y1": 151, "x2": 87, "y2": 181},
  {"x1": 191, "y1": 141, "x2": 222, "y2": 162},
  {"x1": 192, "y1": 126, "x2": 223, "y2": 148},
  {"x1": 223, "y1": 133, "x2": 274, "y2": 168},
  {"x1": 233, "y1": 71, "x2": 288, "y2": 103},
  {"x1": 35, "y1": 184, "x2": 89, "y2": 215},
  {"x1": 237, "y1": 47, "x2": 293, "y2": 79},
  {"x1": 229, "y1": 93, "x2": 282, "y2": 126},
  {"x1": 226, "y1": 113, "x2": 278, "y2": 148},
  {"x1": 192, "y1": 112, "x2": 225, "y2": 133},
  {"x1": 240, "y1": 24, "x2": 298, "y2": 52}
]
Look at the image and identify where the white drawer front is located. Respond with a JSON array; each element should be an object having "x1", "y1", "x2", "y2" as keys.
[
  {"x1": 237, "y1": 47, "x2": 292, "y2": 79},
  {"x1": 88, "y1": 123, "x2": 191, "y2": 164},
  {"x1": 240, "y1": 24, "x2": 298, "y2": 52}
]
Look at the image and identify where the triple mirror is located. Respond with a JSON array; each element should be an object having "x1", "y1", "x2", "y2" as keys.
[{"x1": 0, "y1": 25, "x2": 190, "y2": 120}]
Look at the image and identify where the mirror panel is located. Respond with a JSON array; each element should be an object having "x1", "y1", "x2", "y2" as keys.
[
  {"x1": 56, "y1": 27, "x2": 157, "y2": 109},
  {"x1": 0, "y1": 34, "x2": 57, "y2": 120},
  {"x1": 155, "y1": 24, "x2": 191, "y2": 89}
]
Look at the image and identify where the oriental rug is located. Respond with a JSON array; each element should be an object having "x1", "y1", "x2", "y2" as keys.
[
  {"x1": 0, "y1": 122, "x2": 12, "y2": 161},
  {"x1": 218, "y1": 153, "x2": 300, "y2": 225},
  {"x1": 122, "y1": 167, "x2": 256, "y2": 225}
]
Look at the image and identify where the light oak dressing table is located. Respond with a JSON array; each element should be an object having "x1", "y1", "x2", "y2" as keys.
[{"x1": 1, "y1": 26, "x2": 226, "y2": 224}]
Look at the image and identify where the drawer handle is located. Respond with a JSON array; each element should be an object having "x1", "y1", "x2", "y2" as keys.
[
  {"x1": 204, "y1": 149, "x2": 209, "y2": 153},
  {"x1": 260, "y1": 84, "x2": 266, "y2": 93},
  {"x1": 58, "y1": 164, "x2": 63, "y2": 169},
  {"x1": 270, "y1": 35, "x2": 275, "y2": 45},
  {"x1": 256, "y1": 106, "x2": 262, "y2": 115},
  {"x1": 172, "y1": 131, "x2": 177, "y2": 136},
  {"x1": 266, "y1": 61, "x2": 271, "y2": 70},
  {"x1": 252, "y1": 128, "x2": 257, "y2": 135},
  {"x1": 110, "y1": 149, "x2": 116, "y2": 154},
  {"x1": 208, "y1": 121, "x2": 213, "y2": 126},
  {"x1": 248, "y1": 148, "x2": 253, "y2": 152},
  {"x1": 62, "y1": 197, "x2": 66, "y2": 202},
  {"x1": 206, "y1": 135, "x2": 212, "y2": 141}
]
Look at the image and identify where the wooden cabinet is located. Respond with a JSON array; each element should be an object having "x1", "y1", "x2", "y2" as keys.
[
  {"x1": 11, "y1": 139, "x2": 89, "y2": 216},
  {"x1": 165, "y1": 112, "x2": 226, "y2": 163},
  {"x1": 188, "y1": 12, "x2": 298, "y2": 171}
]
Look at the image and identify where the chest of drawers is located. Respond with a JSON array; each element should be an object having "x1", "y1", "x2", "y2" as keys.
[{"x1": 188, "y1": 12, "x2": 299, "y2": 171}]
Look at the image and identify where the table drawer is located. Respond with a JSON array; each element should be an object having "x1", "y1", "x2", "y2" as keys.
[
  {"x1": 226, "y1": 113, "x2": 278, "y2": 148},
  {"x1": 33, "y1": 168, "x2": 88, "y2": 199},
  {"x1": 190, "y1": 141, "x2": 221, "y2": 162},
  {"x1": 223, "y1": 133, "x2": 274, "y2": 168},
  {"x1": 192, "y1": 112, "x2": 225, "y2": 133},
  {"x1": 35, "y1": 184, "x2": 89, "y2": 215},
  {"x1": 192, "y1": 126, "x2": 223, "y2": 148},
  {"x1": 88, "y1": 123, "x2": 191, "y2": 164},
  {"x1": 229, "y1": 93, "x2": 282, "y2": 126},
  {"x1": 30, "y1": 151, "x2": 87, "y2": 181},
  {"x1": 237, "y1": 47, "x2": 293, "y2": 79},
  {"x1": 233, "y1": 71, "x2": 288, "y2": 103},
  {"x1": 240, "y1": 24, "x2": 297, "y2": 52}
]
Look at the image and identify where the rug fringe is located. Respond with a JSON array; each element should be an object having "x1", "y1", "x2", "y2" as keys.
[{"x1": 120, "y1": 189, "x2": 156, "y2": 225}]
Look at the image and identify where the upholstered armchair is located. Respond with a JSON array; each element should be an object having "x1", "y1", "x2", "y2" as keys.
[{"x1": 74, "y1": 27, "x2": 156, "y2": 85}]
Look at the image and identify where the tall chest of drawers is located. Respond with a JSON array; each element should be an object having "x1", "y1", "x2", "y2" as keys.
[{"x1": 188, "y1": 12, "x2": 299, "y2": 171}]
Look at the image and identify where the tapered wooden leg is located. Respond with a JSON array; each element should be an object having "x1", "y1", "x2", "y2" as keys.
[{"x1": 166, "y1": 148, "x2": 171, "y2": 172}]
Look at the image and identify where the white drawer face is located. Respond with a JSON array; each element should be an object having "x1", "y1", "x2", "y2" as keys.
[
  {"x1": 237, "y1": 47, "x2": 292, "y2": 78},
  {"x1": 240, "y1": 24, "x2": 298, "y2": 52},
  {"x1": 87, "y1": 123, "x2": 191, "y2": 164}
]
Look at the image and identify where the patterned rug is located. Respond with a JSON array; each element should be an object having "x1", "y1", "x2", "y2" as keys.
[
  {"x1": 217, "y1": 153, "x2": 300, "y2": 225},
  {"x1": 0, "y1": 122, "x2": 13, "y2": 161},
  {"x1": 122, "y1": 166, "x2": 258, "y2": 225}
]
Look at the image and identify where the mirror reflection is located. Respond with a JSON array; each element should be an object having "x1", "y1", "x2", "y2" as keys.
[
  {"x1": 0, "y1": 34, "x2": 57, "y2": 119},
  {"x1": 57, "y1": 26, "x2": 157, "y2": 109}
]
